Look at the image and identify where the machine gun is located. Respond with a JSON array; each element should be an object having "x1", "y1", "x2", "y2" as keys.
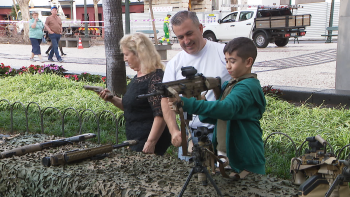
[
  {"x1": 137, "y1": 66, "x2": 221, "y2": 101},
  {"x1": 42, "y1": 140, "x2": 138, "y2": 167},
  {"x1": 137, "y1": 66, "x2": 221, "y2": 156},
  {"x1": 289, "y1": 135, "x2": 350, "y2": 197},
  {"x1": 0, "y1": 133, "x2": 96, "y2": 159},
  {"x1": 83, "y1": 85, "x2": 114, "y2": 100}
]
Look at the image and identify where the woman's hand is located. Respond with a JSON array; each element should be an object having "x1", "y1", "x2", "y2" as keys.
[
  {"x1": 99, "y1": 88, "x2": 113, "y2": 102},
  {"x1": 142, "y1": 140, "x2": 156, "y2": 154},
  {"x1": 171, "y1": 130, "x2": 182, "y2": 147}
]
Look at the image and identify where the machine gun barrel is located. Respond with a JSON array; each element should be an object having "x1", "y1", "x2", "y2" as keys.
[
  {"x1": 0, "y1": 133, "x2": 96, "y2": 159},
  {"x1": 42, "y1": 140, "x2": 138, "y2": 167},
  {"x1": 83, "y1": 85, "x2": 114, "y2": 100},
  {"x1": 136, "y1": 90, "x2": 166, "y2": 99}
]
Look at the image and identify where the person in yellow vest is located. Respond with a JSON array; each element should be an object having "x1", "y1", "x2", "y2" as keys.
[{"x1": 159, "y1": 13, "x2": 172, "y2": 45}]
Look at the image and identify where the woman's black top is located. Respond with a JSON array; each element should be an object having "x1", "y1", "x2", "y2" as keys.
[{"x1": 122, "y1": 69, "x2": 171, "y2": 155}]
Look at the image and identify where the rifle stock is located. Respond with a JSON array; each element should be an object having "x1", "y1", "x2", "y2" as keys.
[
  {"x1": 42, "y1": 140, "x2": 138, "y2": 167},
  {"x1": 0, "y1": 133, "x2": 96, "y2": 159}
]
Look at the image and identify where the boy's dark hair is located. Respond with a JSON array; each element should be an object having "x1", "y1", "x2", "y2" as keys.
[
  {"x1": 223, "y1": 37, "x2": 257, "y2": 65},
  {"x1": 171, "y1": 11, "x2": 200, "y2": 26}
]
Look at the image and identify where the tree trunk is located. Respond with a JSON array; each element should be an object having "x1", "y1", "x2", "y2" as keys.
[
  {"x1": 17, "y1": 0, "x2": 30, "y2": 43},
  {"x1": 149, "y1": 0, "x2": 158, "y2": 45},
  {"x1": 93, "y1": 0, "x2": 100, "y2": 34},
  {"x1": 102, "y1": 0, "x2": 126, "y2": 96},
  {"x1": 12, "y1": 0, "x2": 18, "y2": 19}
]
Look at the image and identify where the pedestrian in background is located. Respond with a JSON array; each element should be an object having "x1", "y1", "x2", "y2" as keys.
[
  {"x1": 45, "y1": 6, "x2": 63, "y2": 63},
  {"x1": 45, "y1": 31, "x2": 66, "y2": 56},
  {"x1": 159, "y1": 13, "x2": 172, "y2": 45},
  {"x1": 29, "y1": 11, "x2": 45, "y2": 63}
]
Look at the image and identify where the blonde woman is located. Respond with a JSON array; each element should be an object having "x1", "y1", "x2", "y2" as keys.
[
  {"x1": 29, "y1": 11, "x2": 44, "y2": 63},
  {"x1": 99, "y1": 33, "x2": 171, "y2": 155}
]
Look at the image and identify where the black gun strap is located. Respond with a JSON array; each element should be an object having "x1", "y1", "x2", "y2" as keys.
[
  {"x1": 205, "y1": 148, "x2": 240, "y2": 180},
  {"x1": 179, "y1": 107, "x2": 188, "y2": 156}
]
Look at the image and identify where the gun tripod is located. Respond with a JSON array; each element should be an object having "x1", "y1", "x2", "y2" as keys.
[{"x1": 178, "y1": 143, "x2": 223, "y2": 197}]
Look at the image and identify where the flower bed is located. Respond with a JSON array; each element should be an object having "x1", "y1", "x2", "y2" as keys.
[{"x1": 0, "y1": 63, "x2": 106, "y2": 83}]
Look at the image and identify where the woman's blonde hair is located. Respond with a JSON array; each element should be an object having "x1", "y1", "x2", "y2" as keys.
[{"x1": 120, "y1": 33, "x2": 164, "y2": 74}]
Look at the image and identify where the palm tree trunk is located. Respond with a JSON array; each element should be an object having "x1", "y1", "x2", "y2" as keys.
[
  {"x1": 93, "y1": 0, "x2": 100, "y2": 34},
  {"x1": 102, "y1": 0, "x2": 126, "y2": 96},
  {"x1": 12, "y1": 0, "x2": 18, "y2": 19},
  {"x1": 149, "y1": 0, "x2": 158, "y2": 45},
  {"x1": 17, "y1": 0, "x2": 30, "y2": 43}
]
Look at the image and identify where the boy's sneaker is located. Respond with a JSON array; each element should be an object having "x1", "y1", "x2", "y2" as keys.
[
  {"x1": 48, "y1": 58, "x2": 54, "y2": 62},
  {"x1": 29, "y1": 58, "x2": 35, "y2": 62}
]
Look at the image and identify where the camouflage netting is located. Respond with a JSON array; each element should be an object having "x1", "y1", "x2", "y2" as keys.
[{"x1": 0, "y1": 134, "x2": 299, "y2": 197}]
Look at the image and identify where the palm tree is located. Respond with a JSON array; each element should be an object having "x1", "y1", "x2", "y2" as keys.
[
  {"x1": 16, "y1": 0, "x2": 30, "y2": 43},
  {"x1": 93, "y1": 0, "x2": 100, "y2": 35},
  {"x1": 102, "y1": 0, "x2": 127, "y2": 96}
]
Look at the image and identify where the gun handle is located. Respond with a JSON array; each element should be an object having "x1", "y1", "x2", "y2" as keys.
[{"x1": 325, "y1": 175, "x2": 342, "y2": 197}]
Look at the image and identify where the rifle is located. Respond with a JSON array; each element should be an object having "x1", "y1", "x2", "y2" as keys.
[
  {"x1": 83, "y1": 85, "x2": 114, "y2": 100},
  {"x1": 42, "y1": 140, "x2": 138, "y2": 167},
  {"x1": 0, "y1": 133, "x2": 96, "y2": 159},
  {"x1": 137, "y1": 66, "x2": 221, "y2": 101},
  {"x1": 138, "y1": 66, "x2": 221, "y2": 156}
]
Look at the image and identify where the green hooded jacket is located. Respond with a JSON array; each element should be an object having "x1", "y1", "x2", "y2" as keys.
[{"x1": 181, "y1": 77, "x2": 266, "y2": 174}]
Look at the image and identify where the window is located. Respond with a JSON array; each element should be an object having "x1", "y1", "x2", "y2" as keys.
[
  {"x1": 41, "y1": 11, "x2": 51, "y2": 16},
  {"x1": 222, "y1": 13, "x2": 237, "y2": 23},
  {"x1": 239, "y1": 11, "x2": 254, "y2": 21}
]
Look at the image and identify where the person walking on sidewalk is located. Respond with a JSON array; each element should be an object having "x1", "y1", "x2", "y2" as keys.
[
  {"x1": 45, "y1": 31, "x2": 66, "y2": 56},
  {"x1": 159, "y1": 13, "x2": 172, "y2": 45},
  {"x1": 29, "y1": 11, "x2": 45, "y2": 63},
  {"x1": 45, "y1": 6, "x2": 63, "y2": 63}
]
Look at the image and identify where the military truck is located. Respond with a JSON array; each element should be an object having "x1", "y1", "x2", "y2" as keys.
[{"x1": 203, "y1": 6, "x2": 311, "y2": 48}]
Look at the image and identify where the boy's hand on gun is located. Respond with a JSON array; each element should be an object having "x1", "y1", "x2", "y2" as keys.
[{"x1": 167, "y1": 97, "x2": 178, "y2": 111}]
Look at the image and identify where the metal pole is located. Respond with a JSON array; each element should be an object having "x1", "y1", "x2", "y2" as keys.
[
  {"x1": 70, "y1": 1, "x2": 73, "y2": 20},
  {"x1": 84, "y1": 0, "x2": 88, "y2": 38},
  {"x1": 125, "y1": 0, "x2": 130, "y2": 34},
  {"x1": 326, "y1": 0, "x2": 335, "y2": 43}
]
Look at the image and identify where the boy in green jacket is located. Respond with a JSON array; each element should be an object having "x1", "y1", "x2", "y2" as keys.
[{"x1": 168, "y1": 37, "x2": 266, "y2": 175}]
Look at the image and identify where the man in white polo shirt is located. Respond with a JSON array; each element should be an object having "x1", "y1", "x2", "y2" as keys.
[{"x1": 161, "y1": 11, "x2": 231, "y2": 160}]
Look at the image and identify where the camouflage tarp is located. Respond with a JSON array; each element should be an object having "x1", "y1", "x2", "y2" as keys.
[{"x1": 0, "y1": 134, "x2": 299, "y2": 197}]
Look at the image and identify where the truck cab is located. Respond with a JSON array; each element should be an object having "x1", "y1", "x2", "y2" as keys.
[{"x1": 203, "y1": 9, "x2": 256, "y2": 42}]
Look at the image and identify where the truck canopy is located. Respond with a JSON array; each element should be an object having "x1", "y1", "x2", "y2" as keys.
[{"x1": 257, "y1": 8, "x2": 292, "y2": 17}]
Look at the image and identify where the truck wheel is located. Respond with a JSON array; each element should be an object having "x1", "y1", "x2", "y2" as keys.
[
  {"x1": 253, "y1": 32, "x2": 268, "y2": 48},
  {"x1": 275, "y1": 38, "x2": 289, "y2": 47},
  {"x1": 204, "y1": 32, "x2": 217, "y2": 42}
]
